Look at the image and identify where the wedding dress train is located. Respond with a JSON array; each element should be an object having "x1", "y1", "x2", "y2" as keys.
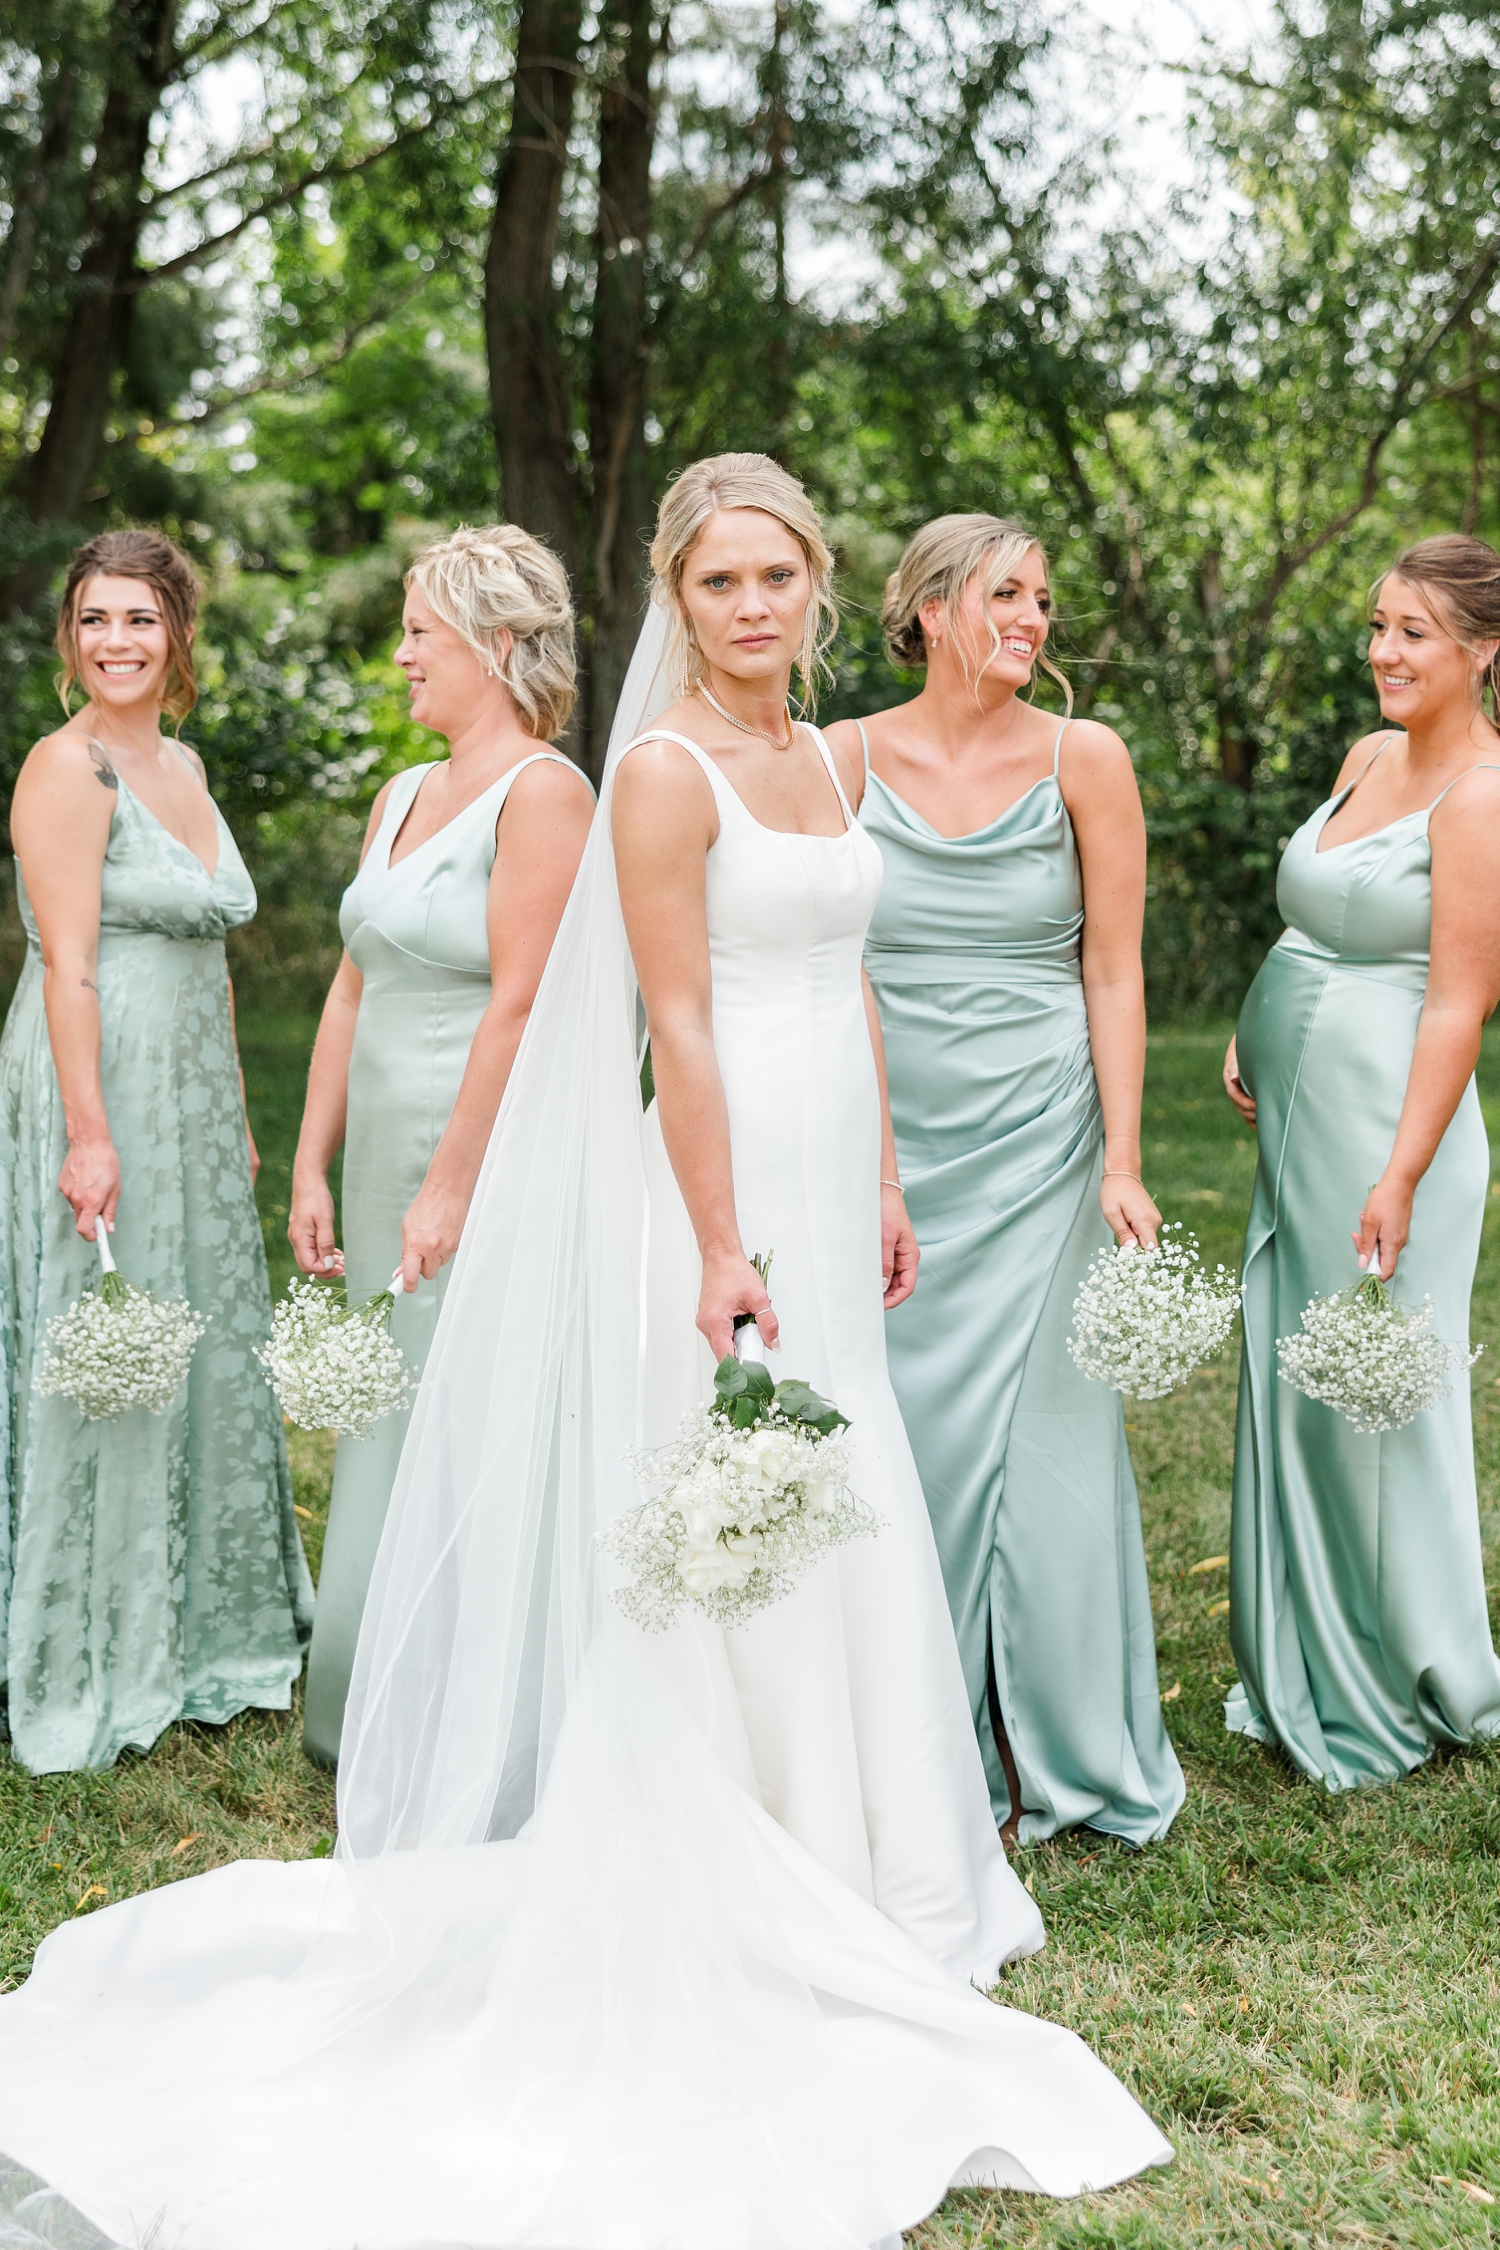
[{"x1": 0, "y1": 625, "x2": 1169, "y2": 2247}]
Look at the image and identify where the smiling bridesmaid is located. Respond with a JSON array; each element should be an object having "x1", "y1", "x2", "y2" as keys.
[
  {"x1": 827, "y1": 513, "x2": 1184, "y2": 1847},
  {"x1": 290, "y1": 525, "x2": 592, "y2": 1768},
  {"x1": 0, "y1": 529, "x2": 314, "y2": 1774}
]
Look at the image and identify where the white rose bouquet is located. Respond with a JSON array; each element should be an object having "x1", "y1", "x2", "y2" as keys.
[
  {"x1": 1276, "y1": 1271, "x2": 1481, "y2": 1433},
  {"x1": 257, "y1": 1273, "x2": 414, "y2": 1440},
  {"x1": 604, "y1": 1303, "x2": 875, "y2": 1633},
  {"x1": 1069, "y1": 1223, "x2": 1239, "y2": 1399},
  {"x1": 35, "y1": 1223, "x2": 208, "y2": 1422}
]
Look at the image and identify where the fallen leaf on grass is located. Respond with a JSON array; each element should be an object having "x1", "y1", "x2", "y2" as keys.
[
  {"x1": 1181, "y1": 2001, "x2": 1198, "y2": 2017},
  {"x1": 72, "y1": 1885, "x2": 107, "y2": 1913},
  {"x1": 170, "y1": 1834, "x2": 204, "y2": 1857},
  {"x1": 1161, "y1": 1679, "x2": 1182, "y2": 1703},
  {"x1": 294, "y1": 1504, "x2": 314, "y2": 1520},
  {"x1": 1461, "y1": 2183, "x2": 1498, "y2": 2206},
  {"x1": 1207, "y1": 1598, "x2": 1231, "y2": 1617},
  {"x1": 1190, "y1": 1555, "x2": 1229, "y2": 1575}
]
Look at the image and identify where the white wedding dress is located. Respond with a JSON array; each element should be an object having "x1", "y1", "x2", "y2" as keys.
[{"x1": 0, "y1": 633, "x2": 1169, "y2": 2248}]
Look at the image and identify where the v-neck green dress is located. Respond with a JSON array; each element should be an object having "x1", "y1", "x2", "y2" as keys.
[
  {"x1": 302, "y1": 753, "x2": 583, "y2": 1768},
  {"x1": 0, "y1": 770, "x2": 313, "y2": 1775},
  {"x1": 1228, "y1": 743, "x2": 1500, "y2": 1786},
  {"x1": 859, "y1": 722, "x2": 1184, "y2": 1844}
]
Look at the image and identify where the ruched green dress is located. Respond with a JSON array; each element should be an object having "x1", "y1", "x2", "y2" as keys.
[
  {"x1": 858, "y1": 721, "x2": 1184, "y2": 1844},
  {"x1": 302, "y1": 752, "x2": 582, "y2": 1767},
  {"x1": 0, "y1": 766, "x2": 313, "y2": 1775},
  {"x1": 1228, "y1": 741, "x2": 1500, "y2": 1786}
]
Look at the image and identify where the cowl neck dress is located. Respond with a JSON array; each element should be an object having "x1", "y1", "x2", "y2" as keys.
[
  {"x1": 302, "y1": 751, "x2": 581, "y2": 1767},
  {"x1": 859, "y1": 721, "x2": 1183, "y2": 1844},
  {"x1": 0, "y1": 758, "x2": 312, "y2": 1774},
  {"x1": 1229, "y1": 740, "x2": 1500, "y2": 1786}
]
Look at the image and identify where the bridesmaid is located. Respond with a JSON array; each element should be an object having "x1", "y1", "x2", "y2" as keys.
[
  {"x1": 826, "y1": 513, "x2": 1184, "y2": 1846},
  {"x1": 0, "y1": 529, "x2": 312, "y2": 1773},
  {"x1": 1223, "y1": 534, "x2": 1500, "y2": 1787},
  {"x1": 290, "y1": 525, "x2": 592, "y2": 1767}
]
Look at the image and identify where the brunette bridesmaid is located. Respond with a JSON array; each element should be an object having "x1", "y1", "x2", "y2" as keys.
[
  {"x1": 1223, "y1": 534, "x2": 1500, "y2": 1786},
  {"x1": 827, "y1": 514, "x2": 1184, "y2": 1846},
  {"x1": 290, "y1": 526, "x2": 593, "y2": 1767},
  {"x1": 0, "y1": 531, "x2": 311, "y2": 1773}
]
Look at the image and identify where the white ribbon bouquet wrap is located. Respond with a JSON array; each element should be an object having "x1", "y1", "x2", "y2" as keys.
[
  {"x1": 603, "y1": 1253, "x2": 876, "y2": 1631},
  {"x1": 257, "y1": 1268, "x2": 415, "y2": 1439},
  {"x1": 34, "y1": 1219, "x2": 209, "y2": 1421}
]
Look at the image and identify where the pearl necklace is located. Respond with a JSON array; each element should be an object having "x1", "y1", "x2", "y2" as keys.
[{"x1": 696, "y1": 682, "x2": 795, "y2": 750}]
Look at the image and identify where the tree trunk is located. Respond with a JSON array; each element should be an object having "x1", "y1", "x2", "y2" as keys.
[
  {"x1": 1199, "y1": 546, "x2": 1255, "y2": 789},
  {"x1": 1, "y1": 0, "x2": 178, "y2": 616},
  {"x1": 584, "y1": 0, "x2": 663, "y2": 777},
  {"x1": 484, "y1": 0, "x2": 587, "y2": 599},
  {"x1": 0, "y1": 57, "x2": 80, "y2": 364}
]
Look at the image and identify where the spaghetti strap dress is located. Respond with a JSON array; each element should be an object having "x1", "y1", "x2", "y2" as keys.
[
  {"x1": 302, "y1": 752, "x2": 585, "y2": 1767},
  {"x1": 1228, "y1": 741, "x2": 1500, "y2": 1786},
  {"x1": 0, "y1": 759, "x2": 312, "y2": 1774},
  {"x1": 858, "y1": 720, "x2": 1183, "y2": 1844}
]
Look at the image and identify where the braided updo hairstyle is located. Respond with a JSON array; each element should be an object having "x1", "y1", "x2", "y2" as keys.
[
  {"x1": 406, "y1": 524, "x2": 577, "y2": 740},
  {"x1": 1374, "y1": 535, "x2": 1500, "y2": 719}
]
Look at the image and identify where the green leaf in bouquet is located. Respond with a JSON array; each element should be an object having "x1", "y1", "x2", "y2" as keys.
[
  {"x1": 714, "y1": 1354, "x2": 750, "y2": 1400},
  {"x1": 772, "y1": 1379, "x2": 850, "y2": 1433}
]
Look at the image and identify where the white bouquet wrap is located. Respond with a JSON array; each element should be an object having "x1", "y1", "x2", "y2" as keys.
[
  {"x1": 1276, "y1": 1270, "x2": 1481, "y2": 1433},
  {"x1": 1068, "y1": 1222, "x2": 1239, "y2": 1399},
  {"x1": 257, "y1": 1272, "x2": 415, "y2": 1439},
  {"x1": 34, "y1": 1223, "x2": 208, "y2": 1421},
  {"x1": 603, "y1": 1285, "x2": 876, "y2": 1631}
]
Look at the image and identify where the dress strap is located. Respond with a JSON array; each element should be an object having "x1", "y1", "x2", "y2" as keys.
[
  {"x1": 806, "y1": 724, "x2": 854, "y2": 832},
  {"x1": 1052, "y1": 719, "x2": 1071, "y2": 777},
  {"x1": 1335, "y1": 732, "x2": 1396, "y2": 807},
  {"x1": 854, "y1": 718, "x2": 871, "y2": 776},
  {"x1": 1427, "y1": 761, "x2": 1500, "y2": 812}
]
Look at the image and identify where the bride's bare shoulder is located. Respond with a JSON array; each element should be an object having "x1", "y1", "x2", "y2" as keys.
[{"x1": 612, "y1": 705, "x2": 717, "y2": 844}]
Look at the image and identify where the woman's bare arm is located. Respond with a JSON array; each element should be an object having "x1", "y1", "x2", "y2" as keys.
[
  {"x1": 10, "y1": 734, "x2": 121, "y2": 1238},
  {"x1": 398, "y1": 761, "x2": 593, "y2": 1288},
  {"x1": 1356, "y1": 768, "x2": 1500, "y2": 1279},
  {"x1": 861, "y1": 968, "x2": 919, "y2": 1308},
  {"x1": 1064, "y1": 722, "x2": 1161, "y2": 1249},
  {"x1": 612, "y1": 739, "x2": 778, "y2": 1361},
  {"x1": 288, "y1": 782, "x2": 396, "y2": 1275}
]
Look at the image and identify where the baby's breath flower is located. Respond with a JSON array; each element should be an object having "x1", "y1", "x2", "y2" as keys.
[
  {"x1": 36, "y1": 1269, "x2": 208, "y2": 1421},
  {"x1": 604, "y1": 1356, "x2": 877, "y2": 1631},
  {"x1": 257, "y1": 1277, "x2": 413, "y2": 1440},
  {"x1": 1069, "y1": 1224, "x2": 1239, "y2": 1399},
  {"x1": 1277, "y1": 1272, "x2": 1480, "y2": 1433}
]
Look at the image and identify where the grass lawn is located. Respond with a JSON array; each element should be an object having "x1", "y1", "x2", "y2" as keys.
[{"x1": 2, "y1": 1010, "x2": 1499, "y2": 2245}]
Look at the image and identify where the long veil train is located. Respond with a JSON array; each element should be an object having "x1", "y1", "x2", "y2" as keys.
[{"x1": 0, "y1": 606, "x2": 1170, "y2": 2249}]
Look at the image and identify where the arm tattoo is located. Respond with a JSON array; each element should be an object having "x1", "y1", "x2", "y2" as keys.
[
  {"x1": 80, "y1": 978, "x2": 98, "y2": 994},
  {"x1": 86, "y1": 742, "x2": 118, "y2": 791}
]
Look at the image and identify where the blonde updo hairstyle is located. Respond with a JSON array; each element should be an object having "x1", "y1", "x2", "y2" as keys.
[
  {"x1": 882, "y1": 513, "x2": 1072, "y2": 713},
  {"x1": 649, "y1": 453, "x2": 837, "y2": 705},
  {"x1": 406, "y1": 523, "x2": 577, "y2": 741},
  {"x1": 1372, "y1": 534, "x2": 1500, "y2": 720}
]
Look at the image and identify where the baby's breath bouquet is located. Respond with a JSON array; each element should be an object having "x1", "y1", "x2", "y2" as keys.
[
  {"x1": 257, "y1": 1274, "x2": 414, "y2": 1440},
  {"x1": 1277, "y1": 1271, "x2": 1480, "y2": 1433},
  {"x1": 604, "y1": 1260, "x2": 876, "y2": 1631},
  {"x1": 35, "y1": 1224, "x2": 208, "y2": 1421},
  {"x1": 1069, "y1": 1223, "x2": 1239, "y2": 1399}
]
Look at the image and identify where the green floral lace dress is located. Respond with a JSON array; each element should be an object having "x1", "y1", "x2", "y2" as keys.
[{"x1": 0, "y1": 771, "x2": 314, "y2": 1775}]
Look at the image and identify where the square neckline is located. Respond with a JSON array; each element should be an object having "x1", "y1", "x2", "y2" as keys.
[{"x1": 628, "y1": 724, "x2": 857, "y2": 842}]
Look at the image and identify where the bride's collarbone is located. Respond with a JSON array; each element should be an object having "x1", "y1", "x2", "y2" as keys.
[{"x1": 699, "y1": 730, "x2": 848, "y2": 838}]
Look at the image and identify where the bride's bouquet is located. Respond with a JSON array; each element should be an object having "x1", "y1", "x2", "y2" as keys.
[
  {"x1": 35, "y1": 1224, "x2": 209, "y2": 1421},
  {"x1": 604, "y1": 1280, "x2": 875, "y2": 1632},
  {"x1": 1277, "y1": 1271, "x2": 1481, "y2": 1433},
  {"x1": 257, "y1": 1274, "x2": 414, "y2": 1440},
  {"x1": 1068, "y1": 1223, "x2": 1239, "y2": 1399}
]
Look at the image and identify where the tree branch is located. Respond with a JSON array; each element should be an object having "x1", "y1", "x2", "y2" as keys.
[{"x1": 130, "y1": 280, "x2": 430, "y2": 430}]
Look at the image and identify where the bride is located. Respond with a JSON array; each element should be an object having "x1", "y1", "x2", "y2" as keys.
[{"x1": 0, "y1": 456, "x2": 1168, "y2": 2248}]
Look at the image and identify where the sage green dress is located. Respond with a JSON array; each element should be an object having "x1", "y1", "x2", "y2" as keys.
[
  {"x1": 302, "y1": 752, "x2": 584, "y2": 1768},
  {"x1": 1228, "y1": 743, "x2": 1500, "y2": 1786},
  {"x1": 858, "y1": 721, "x2": 1184, "y2": 1844},
  {"x1": 0, "y1": 769, "x2": 313, "y2": 1776}
]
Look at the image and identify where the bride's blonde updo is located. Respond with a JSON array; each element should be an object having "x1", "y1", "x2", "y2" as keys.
[
  {"x1": 649, "y1": 453, "x2": 837, "y2": 703},
  {"x1": 882, "y1": 513, "x2": 1073, "y2": 711},
  {"x1": 406, "y1": 523, "x2": 577, "y2": 740}
]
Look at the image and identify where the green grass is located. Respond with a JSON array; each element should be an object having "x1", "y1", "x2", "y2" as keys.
[{"x1": 3, "y1": 1015, "x2": 1500, "y2": 2246}]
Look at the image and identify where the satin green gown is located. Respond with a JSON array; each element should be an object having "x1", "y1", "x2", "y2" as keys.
[
  {"x1": 302, "y1": 752, "x2": 582, "y2": 1767},
  {"x1": 858, "y1": 721, "x2": 1184, "y2": 1844},
  {"x1": 1228, "y1": 742, "x2": 1500, "y2": 1787},
  {"x1": 0, "y1": 766, "x2": 313, "y2": 1775}
]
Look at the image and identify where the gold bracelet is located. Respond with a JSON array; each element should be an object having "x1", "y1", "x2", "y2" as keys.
[
  {"x1": 881, "y1": 1178, "x2": 905, "y2": 1193},
  {"x1": 1103, "y1": 1169, "x2": 1142, "y2": 1182}
]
